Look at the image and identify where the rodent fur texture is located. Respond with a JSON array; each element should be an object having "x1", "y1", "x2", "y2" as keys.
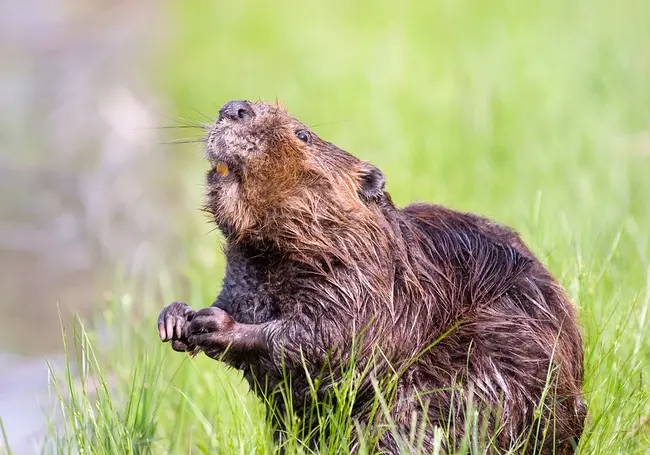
[{"x1": 158, "y1": 100, "x2": 586, "y2": 454}]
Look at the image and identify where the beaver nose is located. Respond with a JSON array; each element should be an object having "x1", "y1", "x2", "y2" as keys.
[{"x1": 218, "y1": 100, "x2": 255, "y2": 122}]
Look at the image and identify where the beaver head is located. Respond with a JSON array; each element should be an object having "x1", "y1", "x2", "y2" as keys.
[{"x1": 204, "y1": 100, "x2": 391, "y2": 246}]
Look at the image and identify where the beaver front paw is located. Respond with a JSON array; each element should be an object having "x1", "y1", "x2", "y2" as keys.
[
  {"x1": 158, "y1": 301, "x2": 196, "y2": 352},
  {"x1": 186, "y1": 306, "x2": 237, "y2": 351}
]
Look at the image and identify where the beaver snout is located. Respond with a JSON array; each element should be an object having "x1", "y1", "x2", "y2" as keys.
[{"x1": 218, "y1": 100, "x2": 255, "y2": 122}]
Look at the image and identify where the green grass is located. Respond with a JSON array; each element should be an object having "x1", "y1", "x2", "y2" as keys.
[{"x1": 4, "y1": 0, "x2": 650, "y2": 453}]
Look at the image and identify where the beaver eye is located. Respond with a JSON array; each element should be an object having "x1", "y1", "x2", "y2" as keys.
[{"x1": 295, "y1": 129, "x2": 310, "y2": 143}]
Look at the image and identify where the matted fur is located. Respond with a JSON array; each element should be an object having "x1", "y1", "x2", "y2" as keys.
[{"x1": 166, "y1": 100, "x2": 586, "y2": 454}]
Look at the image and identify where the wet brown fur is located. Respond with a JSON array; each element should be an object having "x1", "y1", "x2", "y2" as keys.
[{"x1": 166, "y1": 100, "x2": 586, "y2": 453}]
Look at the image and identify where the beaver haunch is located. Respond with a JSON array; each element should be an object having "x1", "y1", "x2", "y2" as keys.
[{"x1": 158, "y1": 100, "x2": 586, "y2": 453}]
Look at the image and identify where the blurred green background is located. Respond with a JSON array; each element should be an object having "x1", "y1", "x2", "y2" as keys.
[{"x1": 1, "y1": 0, "x2": 649, "y2": 453}]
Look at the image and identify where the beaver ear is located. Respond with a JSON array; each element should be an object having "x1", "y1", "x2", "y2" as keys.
[{"x1": 358, "y1": 162, "x2": 386, "y2": 201}]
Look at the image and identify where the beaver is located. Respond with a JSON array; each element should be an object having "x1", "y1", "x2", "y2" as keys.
[{"x1": 157, "y1": 100, "x2": 586, "y2": 453}]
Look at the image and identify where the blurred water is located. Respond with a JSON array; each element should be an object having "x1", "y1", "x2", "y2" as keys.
[
  {"x1": 0, "y1": 353, "x2": 61, "y2": 453},
  {"x1": 0, "y1": 1, "x2": 186, "y2": 452}
]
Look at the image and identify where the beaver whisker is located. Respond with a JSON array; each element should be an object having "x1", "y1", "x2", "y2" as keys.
[{"x1": 159, "y1": 137, "x2": 207, "y2": 145}]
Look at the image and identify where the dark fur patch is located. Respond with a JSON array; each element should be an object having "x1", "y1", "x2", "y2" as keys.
[{"x1": 358, "y1": 162, "x2": 386, "y2": 201}]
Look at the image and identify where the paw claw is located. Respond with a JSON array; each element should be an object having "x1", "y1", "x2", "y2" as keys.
[
  {"x1": 165, "y1": 319, "x2": 173, "y2": 342},
  {"x1": 175, "y1": 318, "x2": 184, "y2": 339}
]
